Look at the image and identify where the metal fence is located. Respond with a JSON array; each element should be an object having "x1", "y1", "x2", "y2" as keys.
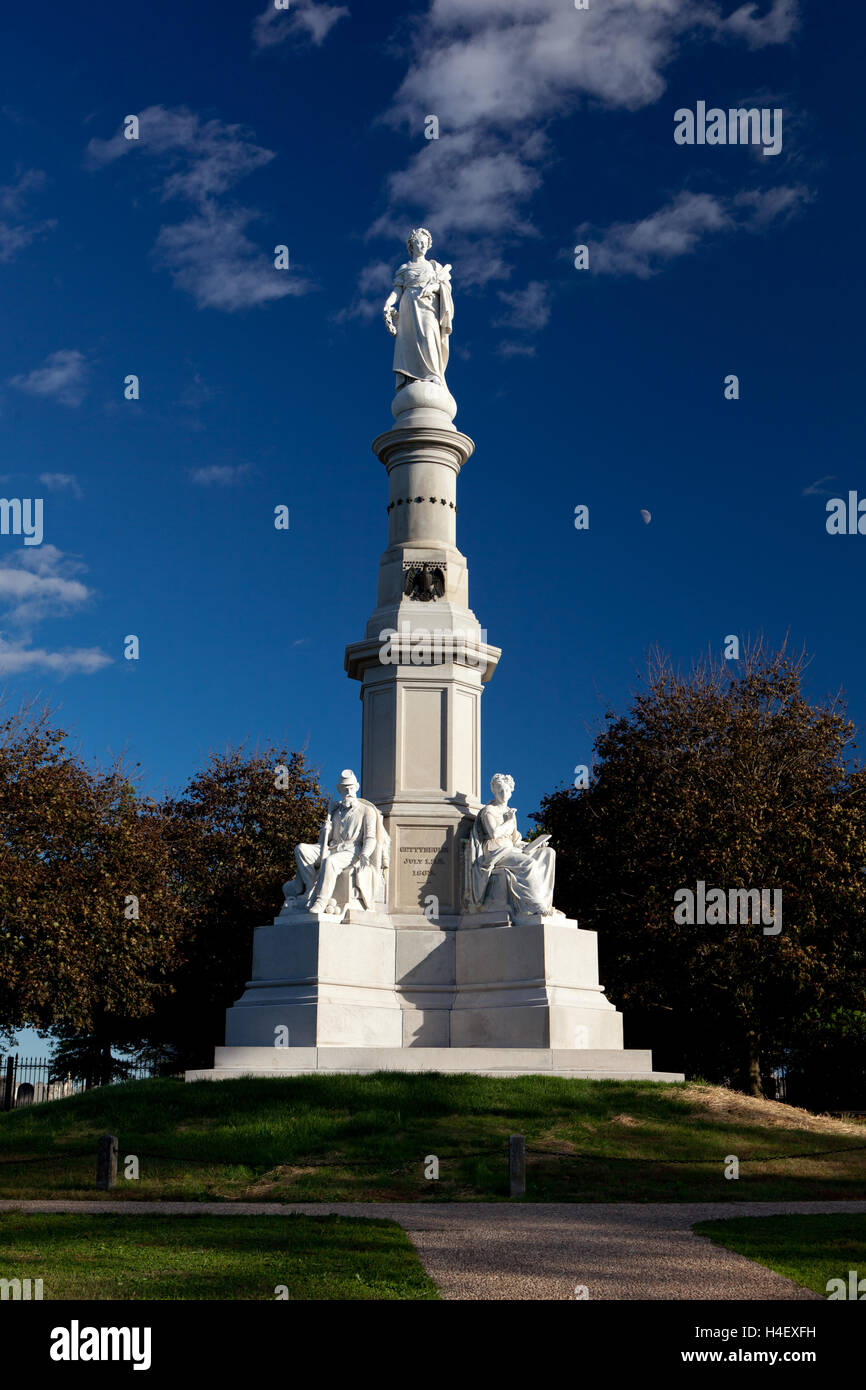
[{"x1": 1, "y1": 1055, "x2": 160, "y2": 1111}]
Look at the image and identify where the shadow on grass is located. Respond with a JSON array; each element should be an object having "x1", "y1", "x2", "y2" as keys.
[
  {"x1": 1, "y1": 1075, "x2": 863, "y2": 1203},
  {"x1": 0, "y1": 1211, "x2": 439, "y2": 1300}
]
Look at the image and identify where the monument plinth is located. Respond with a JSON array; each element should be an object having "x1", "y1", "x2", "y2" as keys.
[{"x1": 190, "y1": 227, "x2": 682, "y2": 1082}]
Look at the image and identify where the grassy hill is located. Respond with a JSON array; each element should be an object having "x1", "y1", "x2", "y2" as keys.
[{"x1": 0, "y1": 1074, "x2": 863, "y2": 1203}]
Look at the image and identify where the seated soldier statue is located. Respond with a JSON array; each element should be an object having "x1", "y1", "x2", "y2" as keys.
[{"x1": 282, "y1": 768, "x2": 389, "y2": 916}]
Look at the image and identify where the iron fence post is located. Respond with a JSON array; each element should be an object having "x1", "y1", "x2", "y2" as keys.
[{"x1": 2, "y1": 1055, "x2": 15, "y2": 1111}]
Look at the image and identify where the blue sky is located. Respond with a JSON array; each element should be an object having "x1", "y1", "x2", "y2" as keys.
[{"x1": 1, "y1": 0, "x2": 864, "y2": 949}]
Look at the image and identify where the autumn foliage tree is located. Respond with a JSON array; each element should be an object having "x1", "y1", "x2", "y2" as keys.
[
  {"x1": 0, "y1": 703, "x2": 183, "y2": 1058},
  {"x1": 0, "y1": 705, "x2": 327, "y2": 1074},
  {"x1": 140, "y1": 746, "x2": 327, "y2": 1068},
  {"x1": 535, "y1": 643, "x2": 866, "y2": 1099}
]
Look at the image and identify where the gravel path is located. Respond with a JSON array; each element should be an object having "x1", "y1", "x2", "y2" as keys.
[{"x1": 3, "y1": 1199, "x2": 864, "y2": 1299}]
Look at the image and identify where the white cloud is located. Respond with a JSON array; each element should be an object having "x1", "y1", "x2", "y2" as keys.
[
  {"x1": 733, "y1": 183, "x2": 811, "y2": 226},
  {"x1": 802, "y1": 475, "x2": 836, "y2": 497},
  {"x1": 0, "y1": 545, "x2": 111, "y2": 677},
  {"x1": 87, "y1": 105, "x2": 308, "y2": 311},
  {"x1": 717, "y1": 0, "x2": 800, "y2": 47},
  {"x1": 391, "y1": 3, "x2": 666, "y2": 131},
  {"x1": 364, "y1": 0, "x2": 803, "y2": 293},
  {"x1": 583, "y1": 185, "x2": 809, "y2": 277},
  {"x1": 189, "y1": 463, "x2": 252, "y2": 486},
  {"x1": 9, "y1": 349, "x2": 89, "y2": 407},
  {"x1": 0, "y1": 566, "x2": 89, "y2": 612},
  {"x1": 154, "y1": 206, "x2": 305, "y2": 312},
  {"x1": 0, "y1": 169, "x2": 55, "y2": 263},
  {"x1": 38, "y1": 472, "x2": 82, "y2": 496},
  {"x1": 0, "y1": 641, "x2": 111, "y2": 676},
  {"x1": 0, "y1": 169, "x2": 46, "y2": 216},
  {"x1": 0, "y1": 545, "x2": 91, "y2": 625},
  {"x1": 353, "y1": 133, "x2": 544, "y2": 321},
  {"x1": 87, "y1": 105, "x2": 275, "y2": 200},
  {"x1": 392, "y1": 0, "x2": 799, "y2": 133},
  {"x1": 494, "y1": 279, "x2": 552, "y2": 356},
  {"x1": 368, "y1": 130, "x2": 545, "y2": 287},
  {"x1": 253, "y1": 0, "x2": 349, "y2": 50},
  {"x1": 495, "y1": 280, "x2": 551, "y2": 333},
  {"x1": 0, "y1": 224, "x2": 42, "y2": 261},
  {"x1": 179, "y1": 372, "x2": 214, "y2": 410},
  {"x1": 497, "y1": 340, "x2": 538, "y2": 358},
  {"x1": 339, "y1": 259, "x2": 393, "y2": 321}
]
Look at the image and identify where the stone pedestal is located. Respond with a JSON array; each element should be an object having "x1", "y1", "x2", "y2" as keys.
[
  {"x1": 219, "y1": 909, "x2": 639, "y2": 1065},
  {"x1": 451, "y1": 916, "x2": 624, "y2": 1049},
  {"x1": 225, "y1": 914, "x2": 403, "y2": 1049},
  {"x1": 396, "y1": 925, "x2": 455, "y2": 1046}
]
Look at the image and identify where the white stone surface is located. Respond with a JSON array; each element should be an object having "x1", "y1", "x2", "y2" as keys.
[
  {"x1": 187, "y1": 1046, "x2": 683, "y2": 1080},
  {"x1": 225, "y1": 917, "x2": 403, "y2": 1049},
  {"x1": 391, "y1": 379, "x2": 457, "y2": 429},
  {"x1": 396, "y1": 927, "x2": 454, "y2": 1046},
  {"x1": 450, "y1": 918, "x2": 623, "y2": 1049},
  {"x1": 221, "y1": 912, "x2": 635, "y2": 1058}
]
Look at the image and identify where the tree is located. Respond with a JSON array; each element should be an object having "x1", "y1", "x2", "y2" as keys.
[
  {"x1": 46, "y1": 1025, "x2": 138, "y2": 1087},
  {"x1": 535, "y1": 642, "x2": 866, "y2": 1097},
  {"x1": 127, "y1": 746, "x2": 327, "y2": 1068},
  {"x1": 767, "y1": 1006, "x2": 866, "y2": 1112},
  {"x1": 0, "y1": 702, "x2": 184, "y2": 1048}
]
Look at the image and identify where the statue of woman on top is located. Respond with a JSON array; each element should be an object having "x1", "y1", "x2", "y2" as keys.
[{"x1": 383, "y1": 227, "x2": 454, "y2": 392}]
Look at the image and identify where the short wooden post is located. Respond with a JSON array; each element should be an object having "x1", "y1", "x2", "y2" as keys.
[
  {"x1": 2, "y1": 1056, "x2": 14, "y2": 1112},
  {"x1": 97, "y1": 1133, "x2": 118, "y2": 1190},
  {"x1": 509, "y1": 1133, "x2": 526, "y2": 1197}
]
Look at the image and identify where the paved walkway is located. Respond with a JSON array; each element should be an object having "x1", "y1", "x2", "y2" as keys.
[{"x1": 3, "y1": 1199, "x2": 863, "y2": 1300}]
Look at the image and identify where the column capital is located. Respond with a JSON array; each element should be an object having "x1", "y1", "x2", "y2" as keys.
[{"x1": 372, "y1": 425, "x2": 475, "y2": 476}]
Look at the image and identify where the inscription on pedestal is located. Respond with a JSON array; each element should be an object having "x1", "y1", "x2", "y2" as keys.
[{"x1": 396, "y1": 826, "x2": 452, "y2": 910}]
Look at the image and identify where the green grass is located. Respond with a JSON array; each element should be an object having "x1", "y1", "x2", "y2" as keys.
[
  {"x1": 0, "y1": 1212, "x2": 438, "y2": 1299},
  {"x1": 693, "y1": 1214, "x2": 866, "y2": 1299},
  {"x1": 0, "y1": 1074, "x2": 863, "y2": 1202}
]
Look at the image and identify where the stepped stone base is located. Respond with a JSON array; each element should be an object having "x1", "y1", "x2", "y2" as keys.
[
  {"x1": 223, "y1": 913, "x2": 632, "y2": 1048},
  {"x1": 186, "y1": 1046, "x2": 683, "y2": 1081},
  {"x1": 203, "y1": 910, "x2": 684, "y2": 1083}
]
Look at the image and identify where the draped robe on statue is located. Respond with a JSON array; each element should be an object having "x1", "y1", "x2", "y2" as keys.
[
  {"x1": 465, "y1": 803, "x2": 556, "y2": 917},
  {"x1": 391, "y1": 259, "x2": 453, "y2": 386}
]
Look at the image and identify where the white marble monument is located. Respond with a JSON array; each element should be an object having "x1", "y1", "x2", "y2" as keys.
[{"x1": 188, "y1": 231, "x2": 682, "y2": 1082}]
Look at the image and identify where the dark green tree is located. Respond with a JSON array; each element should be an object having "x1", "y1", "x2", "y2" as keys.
[{"x1": 535, "y1": 643, "x2": 866, "y2": 1097}]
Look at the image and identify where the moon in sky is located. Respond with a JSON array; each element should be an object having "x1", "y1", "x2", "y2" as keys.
[{"x1": 640, "y1": 509, "x2": 652, "y2": 524}]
